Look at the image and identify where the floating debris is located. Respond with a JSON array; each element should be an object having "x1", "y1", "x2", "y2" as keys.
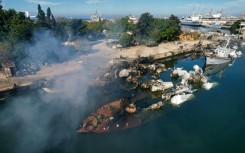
[
  {"x1": 42, "y1": 88, "x2": 57, "y2": 93},
  {"x1": 144, "y1": 101, "x2": 164, "y2": 111},
  {"x1": 150, "y1": 80, "x2": 174, "y2": 92},
  {"x1": 202, "y1": 82, "x2": 218, "y2": 90},
  {"x1": 171, "y1": 94, "x2": 195, "y2": 106}
]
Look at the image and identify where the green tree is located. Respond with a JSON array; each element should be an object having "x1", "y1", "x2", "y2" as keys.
[
  {"x1": 46, "y1": 7, "x2": 52, "y2": 23},
  {"x1": 8, "y1": 12, "x2": 33, "y2": 42},
  {"x1": 135, "y1": 12, "x2": 154, "y2": 43},
  {"x1": 107, "y1": 19, "x2": 124, "y2": 39},
  {"x1": 162, "y1": 26, "x2": 179, "y2": 41},
  {"x1": 119, "y1": 32, "x2": 134, "y2": 47},
  {"x1": 66, "y1": 19, "x2": 87, "y2": 40},
  {"x1": 86, "y1": 21, "x2": 103, "y2": 33},
  {"x1": 54, "y1": 17, "x2": 69, "y2": 40},
  {"x1": 51, "y1": 14, "x2": 56, "y2": 28},
  {"x1": 36, "y1": 4, "x2": 48, "y2": 28},
  {"x1": 230, "y1": 19, "x2": 245, "y2": 34},
  {"x1": 36, "y1": 4, "x2": 45, "y2": 22}
]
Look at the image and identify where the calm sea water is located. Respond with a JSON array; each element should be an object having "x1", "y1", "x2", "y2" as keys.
[{"x1": 0, "y1": 46, "x2": 245, "y2": 153}]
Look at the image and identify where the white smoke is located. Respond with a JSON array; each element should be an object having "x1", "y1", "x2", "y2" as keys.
[{"x1": 0, "y1": 30, "x2": 111, "y2": 153}]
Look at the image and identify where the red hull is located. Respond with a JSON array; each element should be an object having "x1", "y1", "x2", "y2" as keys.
[{"x1": 77, "y1": 95, "x2": 162, "y2": 133}]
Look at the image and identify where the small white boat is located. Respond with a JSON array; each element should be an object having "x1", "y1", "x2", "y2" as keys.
[
  {"x1": 171, "y1": 94, "x2": 194, "y2": 106},
  {"x1": 205, "y1": 38, "x2": 237, "y2": 65}
]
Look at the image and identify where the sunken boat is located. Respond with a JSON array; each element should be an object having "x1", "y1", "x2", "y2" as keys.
[{"x1": 77, "y1": 94, "x2": 164, "y2": 133}]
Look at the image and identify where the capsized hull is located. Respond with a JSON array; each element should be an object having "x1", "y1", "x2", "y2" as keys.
[
  {"x1": 206, "y1": 56, "x2": 231, "y2": 65},
  {"x1": 77, "y1": 94, "x2": 159, "y2": 133},
  {"x1": 203, "y1": 60, "x2": 231, "y2": 76}
]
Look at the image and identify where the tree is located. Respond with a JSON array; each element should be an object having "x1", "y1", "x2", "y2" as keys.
[
  {"x1": 8, "y1": 12, "x2": 33, "y2": 42},
  {"x1": 230, "y1": 19, "x2": 245, "y2": 34},
  {"x1": 51, "y1": 14, "x2": 56, "y2": 28},
  {"x1": 36, "y1": 4, "x2": 47, "y2": 28},
  {"x1": 168, "y1": 14, "x2": 181, "y2": 37},
  {"x1": 36, "y1": 4, "x2": 45, "y2": 22},
  {"x1": 0, "y1": 0, "x2": 2, "y2": 10},
  {"x1": 46, "y1": 7, "x2": 52, "y2": 23},
  {"x1": 66, "y1": 19, "x2": 87, "y2": 40},
  {"x1": 107, "y1": 19, "x2": 124, "y2": 39},
  {"x1": 169, "y1": 14, "x2": 180, "y2": 26},
  {"x1": 135, "y1": 12, "x2": 154, "y2": 43},
  {"x1": 119, "y1": 32, "x2": 134, "y2": 47}
]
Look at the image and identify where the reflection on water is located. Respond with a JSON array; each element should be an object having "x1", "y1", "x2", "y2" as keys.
[{"x1": 0, "y1": 48, "x2": 245, "y2": 153}]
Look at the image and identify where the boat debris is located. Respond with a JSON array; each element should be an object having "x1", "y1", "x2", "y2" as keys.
[
  {"x1": 42, "y1": 88, "x2": 57, "y2": 93},
  {"x1": 202, "y1": 82, "x2": 218, "y2": 90},
  {"x1": 150, "y1": 80, "x2": 174, "y2": 92},
  {"x1": 171, "y1": 94, "x2": 194, "y2": 106},
  {"x1": 144, "y1": 101, "x2": 164, "y2": 111},
  {"x1": 78, "y1": 36, "x2": 243, "y2": 133}
]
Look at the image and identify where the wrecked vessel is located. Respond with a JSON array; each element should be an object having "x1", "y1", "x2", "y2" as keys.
[{"x1": 77, "y1": 95, "x2": 163, "y2": 133}]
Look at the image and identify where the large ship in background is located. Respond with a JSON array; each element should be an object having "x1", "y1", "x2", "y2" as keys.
[
  {"x1": 180, "y1": 14, "x2": 202, "y2": 26},
  {"x1": 180, "y1": 7, "x2": 241, "y2": 28}
]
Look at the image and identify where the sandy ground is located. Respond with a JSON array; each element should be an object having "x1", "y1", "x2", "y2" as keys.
[{"x1": 0, "y1": 39, "x2": 215, "y2": 92}]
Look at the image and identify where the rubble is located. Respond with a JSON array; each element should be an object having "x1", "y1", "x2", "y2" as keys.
[
  {"x1": 144, "y1": 101, "x2": 164, "y2": 111},
  {"x1": 125, "y1": 103, "x2": 137, "y2": 113},
  {"x1": 150, "y1": 80, "x2": 173, "y2": 92}
]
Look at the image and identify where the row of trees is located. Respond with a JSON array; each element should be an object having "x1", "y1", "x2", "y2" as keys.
[
  {"x1": 0, "y1": 3, "x2": 181, "y2": 66},
  {"x1": 106, "y1": 13, "x2": 181, "y2": 47},
  {"x1": 0, "y1": 4, "x2": 58, "y2": 62}
]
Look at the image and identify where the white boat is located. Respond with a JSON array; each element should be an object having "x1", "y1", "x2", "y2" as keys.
[
  {"x1": 205, "y1": 38, "x2": 237, "y2": 65},
  {"x1": 171, "y1": 94, "x2": 194, "y2": 106},
  {"x1": 180, "y1": 15, "x2": 202, "y2": 26}
]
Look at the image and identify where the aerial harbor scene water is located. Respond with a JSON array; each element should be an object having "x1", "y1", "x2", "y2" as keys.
[{"x1": 1, "y1": 0, "x2": 245, "y2": 153}]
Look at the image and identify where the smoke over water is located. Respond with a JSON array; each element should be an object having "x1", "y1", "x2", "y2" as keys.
[{"x1": 0, "y1": 30, "x2": 111, "y2": 153}]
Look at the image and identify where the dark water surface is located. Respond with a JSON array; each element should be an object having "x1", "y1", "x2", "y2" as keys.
[{"x1": 1, "y1": 46, "x2": 245, "y2": 153}]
